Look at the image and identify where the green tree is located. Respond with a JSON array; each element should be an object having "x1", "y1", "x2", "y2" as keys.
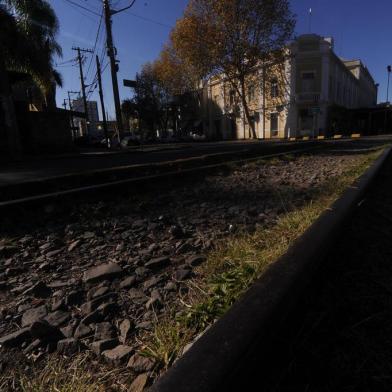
[
  {"x1": 132, "y1": 62, "x2": 172, "y2": 138},
  {"x1": 2, "y1": 0, "x2": 62, "y2": 98},
  {"x1": 170, "y1": 0, "x2": 295, "y2": 138}
]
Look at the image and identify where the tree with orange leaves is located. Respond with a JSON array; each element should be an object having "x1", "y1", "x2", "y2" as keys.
[{"x1": 170, "y1": 0, "x2": 295, "y2": 138}]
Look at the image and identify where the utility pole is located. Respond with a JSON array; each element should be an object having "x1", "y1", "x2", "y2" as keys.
[
  {"x1": 96, "y1": 55, "x2": 110, "y2": 148},
  {"x1": 103, "y1": 0, "x2": 137, "y2": 141},
  {"x1": 103, "y1": 0, "x2": 122, "y2": 141},
  {"x1": 72, "y1": 47, "x2": 93, "y2": 136},
  {"x1": 67, "y1": 90, "x2": 79, "y2": 139},
  {"x1": 67, "y1": 90, "x2": 78, "y2": 130}
]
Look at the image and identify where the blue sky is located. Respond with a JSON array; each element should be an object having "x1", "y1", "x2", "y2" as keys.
[{"x1": 53, "y1": 0, "x2": 392, "y2": 117}]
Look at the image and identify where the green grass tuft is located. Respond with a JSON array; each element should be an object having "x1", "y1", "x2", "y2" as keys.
[{"x1": 143, "y1": 149, "x2": 384, "y2": 368}]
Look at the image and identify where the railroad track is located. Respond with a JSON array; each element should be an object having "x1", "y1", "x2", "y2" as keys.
[
  {"x1": 1, "y1": 138, "x2": 390, "y2": 213},
  {"x1": 0, "y1": 144, "x2": 322, "y2": 213},
  {"x1": 151, "y1": 146, "x2": 392, "y2": 392}
]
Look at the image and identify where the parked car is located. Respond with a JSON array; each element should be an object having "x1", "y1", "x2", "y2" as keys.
[{"x1": 190, "y1": 132, "x2": 207, "y2": 141}]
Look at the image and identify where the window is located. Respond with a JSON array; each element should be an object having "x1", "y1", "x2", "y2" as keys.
[
  {"x1": 302, "y1": 71, "x2": 315, "y2": 92},
  {"x1": 271, "y1": 79, "x2": 279, "y2": 98},
  {"x1": 270, "y1": 113, "x2": 279, "y2": 136},
  {"x1": 229, "y1": 90, "x2": 235, "y2": 106},
  {"x1": 248, "y1": 85, "x2": 255, "y2": 102}
]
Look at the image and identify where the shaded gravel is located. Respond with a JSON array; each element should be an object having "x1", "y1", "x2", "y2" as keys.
[
  {"x1": 266, "y1": 154, "x2": 392, "y2": 392},
  {"x1": 0, "y1": 152, "x2": 368, "y2": 376}
]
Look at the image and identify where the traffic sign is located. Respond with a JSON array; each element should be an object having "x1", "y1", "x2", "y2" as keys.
[{"x1": 123, "y1": 79, "x2": 137, "y2": 88}]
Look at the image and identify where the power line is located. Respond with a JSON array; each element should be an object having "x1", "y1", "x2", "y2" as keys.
[
  {"x1": 72, "y1": 46, "x2": 94, "y2": 135},
  {"x1": 61, "y1": 0, "x2": 98, "y2": 22},
  {"x1": 126, "y1": 11, "x2": 172, "y2": 28},
  {"x1": 63, "y1": 0, "x2": 101, "y2": 17},
  {"x1": 56, "y1": 58, "x2": 78, "y2": 66},
  {"x1": 86, "y1": 61, "x2": 109, "y2": 100},
  {"x1": 85, "y1": 9, "x2": 104, "y2": 80}
]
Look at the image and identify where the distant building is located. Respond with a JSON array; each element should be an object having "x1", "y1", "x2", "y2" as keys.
[
  {"x1": 71, "y1": 99, "x2": 100, "y2": 138},
  {"x1": 204, "y1": 34, "x2": 378, "y2": 139}
]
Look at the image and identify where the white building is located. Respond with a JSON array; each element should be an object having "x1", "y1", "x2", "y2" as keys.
[
  {"x1": 71, "y1": 99, "x2": 100, "y2": 138},
  {"x1": 205, "y1": 34, "x2": 378, "y2": 139}
]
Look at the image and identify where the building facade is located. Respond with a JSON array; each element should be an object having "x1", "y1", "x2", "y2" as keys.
[
  {"x1": 204, "y1": 34, "x2": 378, "y2": 139},
  {"x1": 71, "y1": 98, "x2": 100, "y2": 138}
]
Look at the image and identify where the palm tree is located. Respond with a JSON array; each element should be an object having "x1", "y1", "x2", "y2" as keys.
[
  {"x1": 0, "y1": 0, "x2": 62, "y2": 157},
  {"x1": 3, "y1": 0, "x2": 63, "y2": 100}
]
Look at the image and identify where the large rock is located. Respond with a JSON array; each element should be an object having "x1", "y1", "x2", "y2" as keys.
[
  {"x1": 67, "y1": 240, "x2": 81, "y2": 252},
  {"x1": 23, "y1": 281, "x2": 51, "y2": 298},
  {"x1": 83, "y1": 263, "x2": 123, "y2": 284},
  {"x1": 80, "y1": 292, "x2": 118, "y2": 315},
  {"x1": 119, "y1": 276, "x2": 136, "y2": 289},
  {"x1": 127, "y1": 354, "x2": 155, "y2": 373},
  {"x1": 94, "y1": 322, "x2": 115, "y2": 341},
  {"x1": 65, "y1": 290, "x2": 85, "y2": 306},
  {"x1": 57, "y1": 338, "x2": 80, "y2": 355},
  {"x1": 82, "y1": 310, "x2": 104, "y2": 325},
  {"x1": 0, "y1": 328, "x2": 30, "y2": 348},
  {"x1": 30, "y1": 320, "x2": 64, "y2": 342},
  {"x1": 90, "y1": 286, "x2": 110, "y2": 299},
  {"x1": 44, "y1": 310, "x2": 70, "y2": 327},
  {"x1": 21, "y1": 305, "x2": 48, "y2": 327},
  {"x1": 119, "y1": 319, "x2": 133, "y2": 344},
  {"x1": 91, "y1": 338, "x2": 118, "y2": 355},
  {"x1": 146, "y1": 289, "x2": 163, "y2": 310},
  {"x1": 74, "y1": 323, "x2": 92, "y2": 339},
  {"x1": 97, "y1": 301, "x2": 118, "y2": 317},
  {"x1": 102, "y1": 345, "x2": 133, "y2": 364},
  {"x1": 145, "y1": 257, "x2": 170, "y2": 270},
  {"x1": 129, "y1": 373, "x2": 149, "y2": 392},
  {"x1": 143, "y1": 276, "x2": 163, "y2": 290}
]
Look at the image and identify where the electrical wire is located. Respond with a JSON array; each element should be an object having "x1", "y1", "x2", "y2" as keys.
[
  {"x1": 85, "y1": 9, "x2": 104, "y2": 81},
  {"x1": 61, "y1": 0, "x2": 98, "y2": 22},
  {"x1": 63, "y1": 0, "x2": 101, "y2": 17},
  {"x1": 125, "y1": 11, "x2": 172, "y2": 29},
  {"x1": 86, "y1": 61, "x2": 109, "y2": 100}
]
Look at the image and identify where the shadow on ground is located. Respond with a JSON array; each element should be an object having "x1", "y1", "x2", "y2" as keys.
[{"x1": 262, "y1": 152, "x2": 392, "y2": 391}]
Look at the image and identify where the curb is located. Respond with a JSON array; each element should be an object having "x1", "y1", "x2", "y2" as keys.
[{"x1": 151, "y1": 146, "x2": 391, "y2": 392}]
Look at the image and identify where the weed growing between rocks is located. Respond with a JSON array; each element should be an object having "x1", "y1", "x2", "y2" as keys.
[
  {"x1": 0, "y1": 148, "x2": 386, "y2": 391},
  {"x1": 142, "y1": 149, "x2": 383, "y2": 375},
  {"x1": 0, "y1": 354, "x2": 104, "y2": 392}
]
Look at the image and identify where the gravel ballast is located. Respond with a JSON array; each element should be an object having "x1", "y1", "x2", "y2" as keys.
[{"x1": 0, "y1": 149, "x2": 378, "y2": 389}]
